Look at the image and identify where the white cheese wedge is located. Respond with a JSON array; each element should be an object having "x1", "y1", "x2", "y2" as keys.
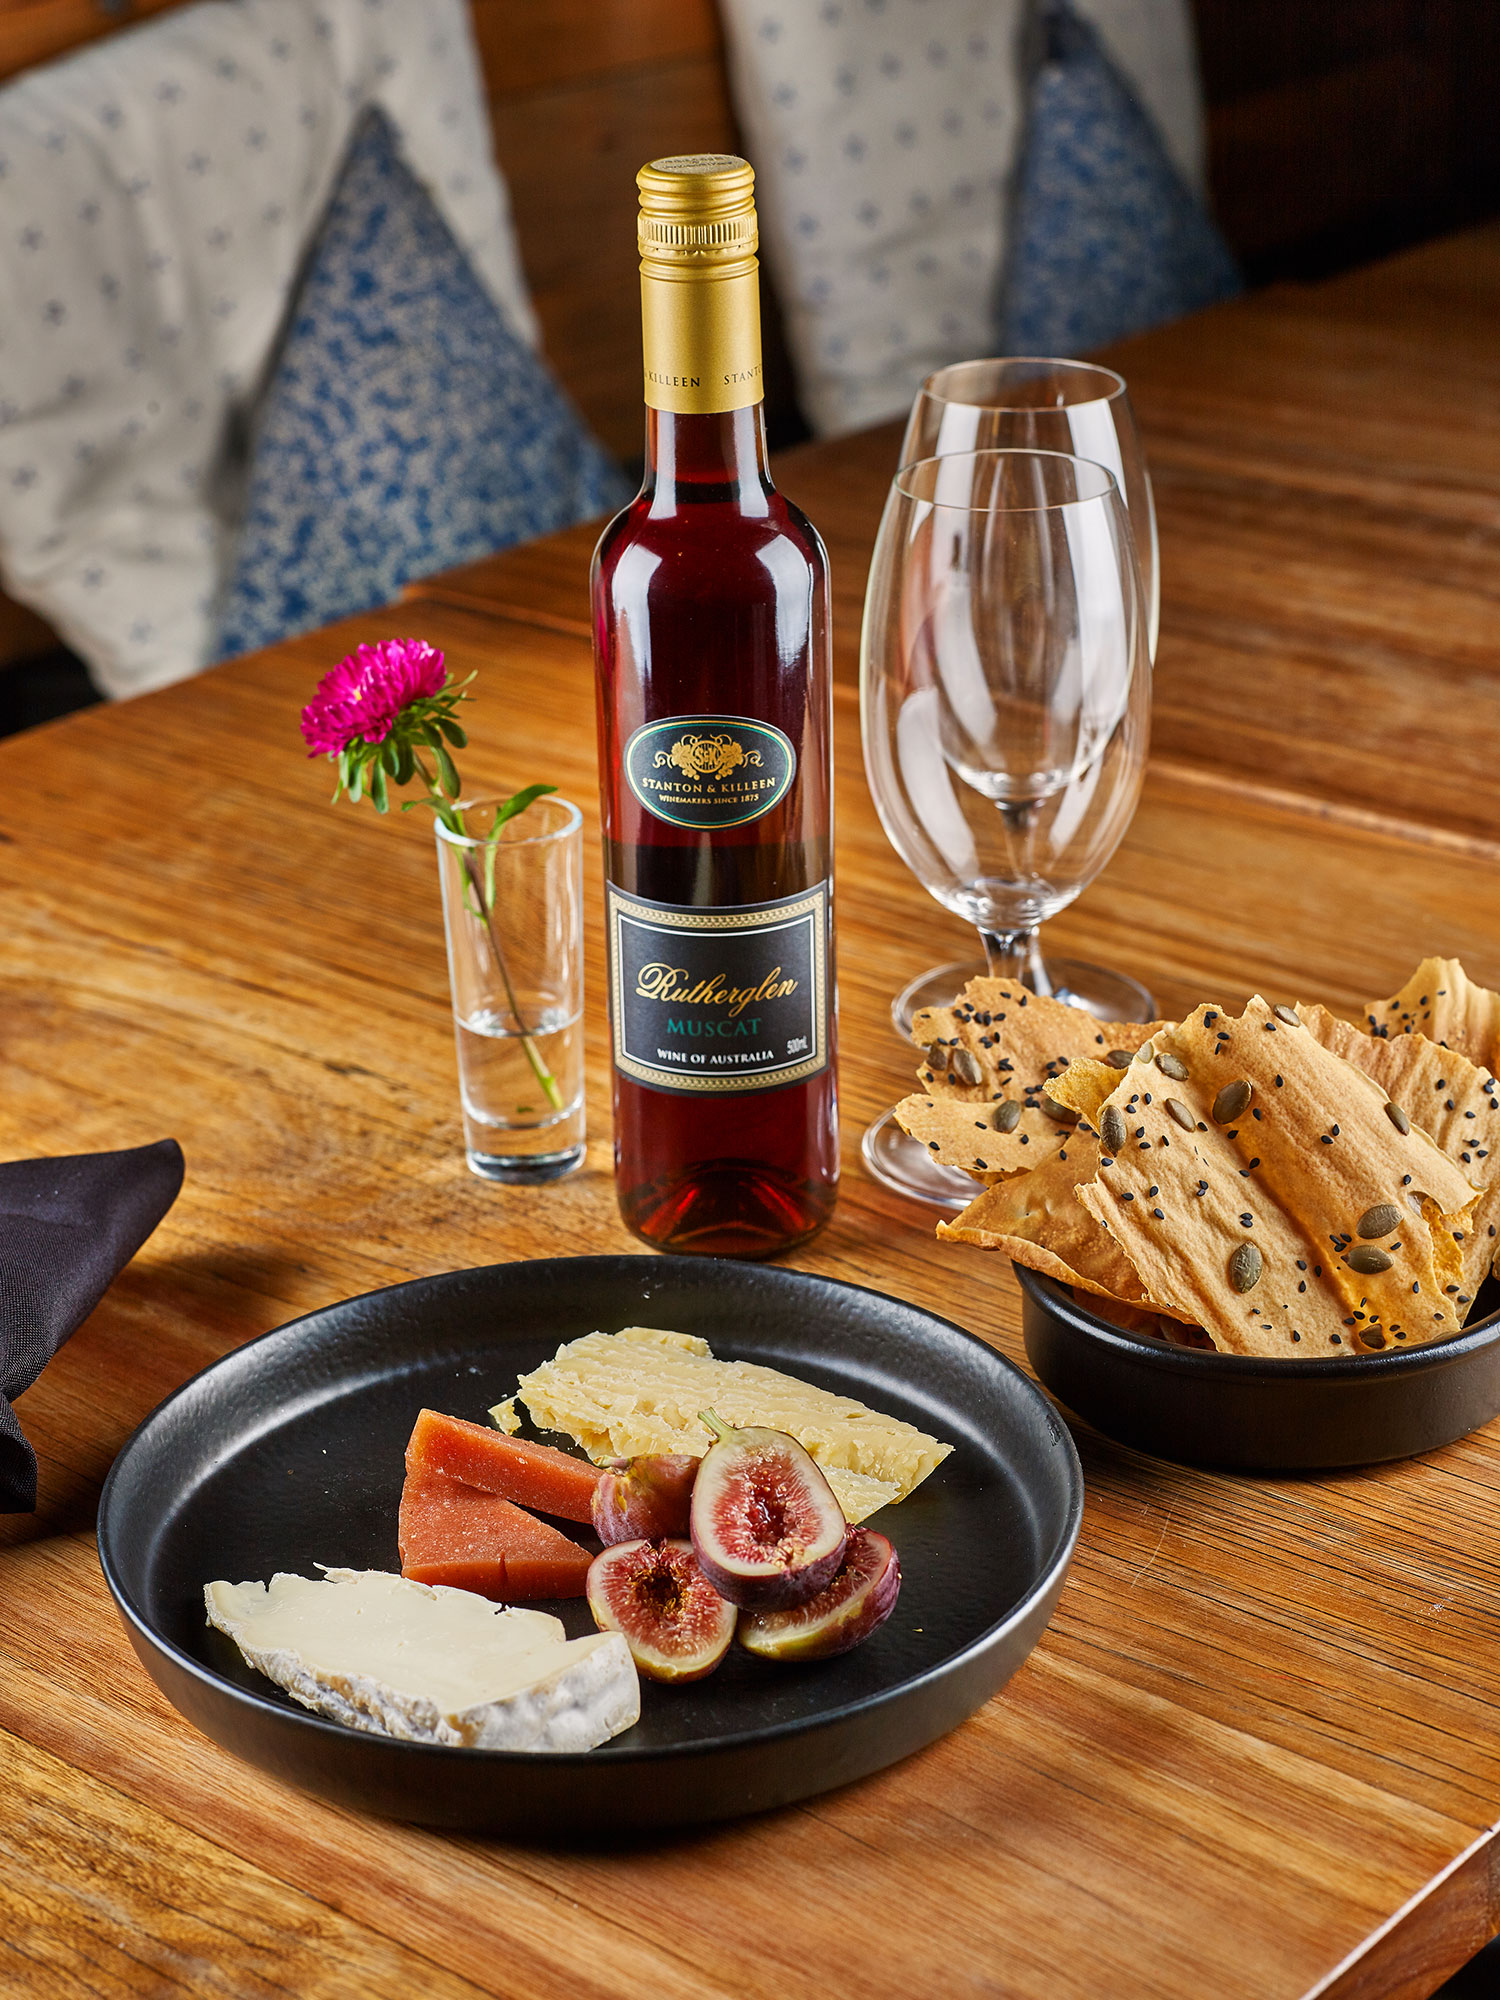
[
  {"x1": 204, "y1": 1568, "x2": 639, "y2": 1752},
  {"x1": 515, "y1": 1325, "x2": 952, "y2": 1523}
]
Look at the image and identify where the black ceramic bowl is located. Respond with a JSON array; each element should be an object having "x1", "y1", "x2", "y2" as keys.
[
  {"x1": 99, "y1": 1255, "x2": 1082, "y2": 1835},
  {"x1": 1018, "y1": 1263, "x2": 1500, "y2": 1471}
]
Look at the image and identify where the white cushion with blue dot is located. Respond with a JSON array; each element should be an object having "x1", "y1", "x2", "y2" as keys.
[
  {"x1": 718, "y1": 0, "x2": 1208, "y2": 438},
  {"x1": 216, "y1": 109, "x2": 629, "y2": 660},
  {"x1": 0, "y1": 0, "x2": 534, "y2": 698}
]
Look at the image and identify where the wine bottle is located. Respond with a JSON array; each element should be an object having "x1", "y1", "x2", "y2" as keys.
[{"x1": 591, "y1": 154, "x2": 838, "y2": 1257}]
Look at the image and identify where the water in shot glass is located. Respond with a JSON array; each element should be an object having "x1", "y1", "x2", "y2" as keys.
[{"x1": 435, "y1": 794, "x2": 585, "y2": 1183}]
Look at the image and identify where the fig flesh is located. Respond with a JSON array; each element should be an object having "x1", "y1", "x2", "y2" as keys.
[
  {"x1": 738, "y1": 1528, "x2": 901, "y2": 1661},
  {"x1": 590, "y1": 1453, "x2": 699, "y2": 1547},
  {"x1": 585, "y1": 1538, "x2": 735, "y2": 1683},
  {"x1": 689, "y1": 1410, "x2": 848, "y2": 1611}
]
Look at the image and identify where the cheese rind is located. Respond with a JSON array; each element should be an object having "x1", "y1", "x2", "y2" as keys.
[
  {"x1": 204, "y1": 1568, "x2": 639, "y2": 1752},
  {"x1": 515, "y1": 1326, "x2": 951, "y2": 1523}
]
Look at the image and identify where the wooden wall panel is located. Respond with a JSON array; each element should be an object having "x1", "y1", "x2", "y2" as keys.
[
  {"x1": 467, "y1": 0, "x2": 720, "y2": 99},
  {"x1": 0, "y1": 0, "x2": 191, "y2": 84},
  {"x1": 485, "y1": 52, "x2": 739, "y2": 463},
  {"x1": 1193, "y1": 0, "x2": 1500, "y2": 279},
  {"x1": 472, "y1": 2, "x2": 777, "y2": 464}
]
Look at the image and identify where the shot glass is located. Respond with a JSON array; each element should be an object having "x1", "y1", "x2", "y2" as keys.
[{"x1": 435, "y1": 794, "x2": 585, "y2": 1183}]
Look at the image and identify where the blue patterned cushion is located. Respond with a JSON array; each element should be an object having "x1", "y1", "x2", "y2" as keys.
[
  {"x1": 217, "y1": 109, "x2": 629, "y2": 660},
  {"x1": 999, "y1": 3, "x2": 1241, "y2": 355}
]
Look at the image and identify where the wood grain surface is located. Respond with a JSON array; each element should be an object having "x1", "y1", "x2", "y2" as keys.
[
  {"x1": 2, "y1": 581, "x2": 1498, "y2": 2000},
  {"x1": 413, "y1": 225, "x2": 1500, "y2": 852}
]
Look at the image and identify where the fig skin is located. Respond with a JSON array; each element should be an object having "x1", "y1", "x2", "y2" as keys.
[
  {"x1": 690, "y1": 1410, "x2": 848, "y2": 1612},
  {"x1": 738, "y1": 1529, "x2": 901, "y2": 1661},
  {"x1": 585, "y1": 1538, "x2": 735, "y2": 1683},
  {"x1": 590, "y1": 1453, "x2": 699, "y2": 1547}
]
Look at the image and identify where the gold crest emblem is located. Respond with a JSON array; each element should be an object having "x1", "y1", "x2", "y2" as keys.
[{"x1": 655, "y1": 733, "x2": 764, "y2": 782}]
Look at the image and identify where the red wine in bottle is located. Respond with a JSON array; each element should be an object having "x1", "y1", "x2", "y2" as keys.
[{"x1": 590, "y1": 154, "x2": 838, "y2": 1257}]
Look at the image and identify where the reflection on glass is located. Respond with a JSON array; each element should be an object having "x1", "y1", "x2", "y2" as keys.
[{"x1": 860, "y1": 449, "x2": 1152, "y2": 1209}]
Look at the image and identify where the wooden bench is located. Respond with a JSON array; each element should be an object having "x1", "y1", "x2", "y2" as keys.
[{"x1": 0, "y1": 0, "x2": 1493, "y2": 670}]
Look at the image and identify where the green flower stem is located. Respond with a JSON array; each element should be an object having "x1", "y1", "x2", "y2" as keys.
[{"x1": 455, "y1": 841, "x2": 564, "y2": 1113}]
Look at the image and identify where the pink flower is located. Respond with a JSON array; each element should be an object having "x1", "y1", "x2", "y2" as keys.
[{"x1": 300, "y1": 638, "x2": 448, "y2": 756}]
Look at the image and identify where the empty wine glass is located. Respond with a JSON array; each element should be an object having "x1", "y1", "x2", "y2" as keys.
[
  {"x1": 861, "y1": 449, "x2": 1152, "y2": 1209},
  {"x1": 893, "y1": 358, "x2": 1159, "y2": 1035}
]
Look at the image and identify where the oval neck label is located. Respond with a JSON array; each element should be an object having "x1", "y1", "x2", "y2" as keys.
[{"x1": 623, "y1": 715, "x2": 796, "y2": 829}]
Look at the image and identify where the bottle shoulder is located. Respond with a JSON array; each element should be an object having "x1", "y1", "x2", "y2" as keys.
[{"x1": 592, "y1": 490, "x2": 829, "y2": 598}]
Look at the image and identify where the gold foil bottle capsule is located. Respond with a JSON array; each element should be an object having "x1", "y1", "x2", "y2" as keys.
[{"x1": 636, "y1": 155, "x2": 763, "y2": 415}]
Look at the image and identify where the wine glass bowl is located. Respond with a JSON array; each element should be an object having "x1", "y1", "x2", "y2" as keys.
[
  {"x1": 891, "y1": 357, "x2": 1160, "y2": 1034},
  {"x1": 860, "y1": 448, "x2": 1152, "y2": 1208},
  {"x1": 901, "y1": 357, "x2": 1159, "y2": 658}
]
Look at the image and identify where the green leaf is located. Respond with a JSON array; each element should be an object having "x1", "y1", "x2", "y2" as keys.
[
  {"x1": 434, "y1": 741, "x2": 462, "y2": 798},
  {"x1": 439, "y1": 720, "x2": 468, "y2": 747},
  {"x1": 371, "y1": 761, "x2": 389, "y2": 813},
  {"x1": 490, "y1": 782, "x2": 558, "y2": 833},
  {"x1": 393, "y1": 740, "x2": 415, "y2": 787},
  {"x1": 348, "y1": 759, "x2": 365, "y2": 803}
]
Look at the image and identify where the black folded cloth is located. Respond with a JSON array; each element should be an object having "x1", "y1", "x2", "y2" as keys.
[{"x1": 1, "y1": 1139, "x2": 184, "y2": 1512}]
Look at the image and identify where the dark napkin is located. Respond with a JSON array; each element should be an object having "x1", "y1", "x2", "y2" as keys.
[{"x1": 1, "y1": 1138, "x2": 184, "y2": 1512}]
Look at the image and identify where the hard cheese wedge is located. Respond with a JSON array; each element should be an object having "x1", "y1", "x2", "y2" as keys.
[
  {"x1": 398, "y1": 1467, "x2": 592, "y2": 1600},
  {"x1": 204, "y1": 1568, "x2": 638, "y2": 1751},
  {"x1": 515, "y1": 1326, "x2": 951, "y2": 1523},
  {"x1": 406, "y1": 1409, "x2": 602, "y2": 1523}
]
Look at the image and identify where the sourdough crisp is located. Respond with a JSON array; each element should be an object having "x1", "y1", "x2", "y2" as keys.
[
  {"x1": 893, "y1": 1090, "x2": 1065, "y2": 1182},
  {"x1": 1363, "y1": 958, "x2": 1500, "y2": 1079},
  {"x1": 1300, "y1": 1003, "x2": 1500, "y2": 1298},
  {"x1": 1074, "y1": 999, "x2": 1479, "y2": 1356},
  {"x1": 897, "y1": 978, "x2": 1172, "y2": 1178},
  {"x1": 940, "y1": 1130, "x2": 1158, "y2": 1306},
  {"x1": 938, "y1": 1057, "x2": 1194, "y2": 1318}
]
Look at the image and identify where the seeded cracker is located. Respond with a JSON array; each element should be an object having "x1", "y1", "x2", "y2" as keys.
[
  {"x1": 1300, "y1": 1003, "x2": 1500, "y2": 1297},
  {"x1": 1363, "y1": 957, "x2": 1500, "y2": 1079},
  {"x1": 939, "y1": 1059, "x2": 1195, "y2": 1318},
  {"x1": 1073, "y1": 998, "x2": 1480, "y2": 1356},
  {"x1": 896, "y1": 978, "x2": 1173, "y2": 1181}
]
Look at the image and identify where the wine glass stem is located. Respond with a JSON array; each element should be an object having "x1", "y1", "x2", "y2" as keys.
[{"x1": 978, "y1": 927, "x2": 1051, "y2": 996}]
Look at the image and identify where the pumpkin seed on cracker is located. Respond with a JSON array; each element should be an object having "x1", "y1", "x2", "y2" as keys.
[
  {"x1": 939, "y1": 1059, "x2": 1191, "y2": 1318},
  {"x1": 1072, "y1": 998, "x2": 1478, "y2": 1357},
  {"x1": 1300, "y1": 1000, "x2": 1499, "y2": 1293},
  {"x1": 897, "y1": 980, "x2": 1173, "y2": 1184}
]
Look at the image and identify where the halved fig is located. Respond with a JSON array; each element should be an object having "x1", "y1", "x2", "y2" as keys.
[
  {"x1": 585, "y1": 1538, "x2": 735, "y2": 1683},
  {"x1": 590, "y1": 1454, "x2": 699, "y2": 1547},
  {"x1": 738, "y1": 1529, "x2": 901, "y2": 1661},
  {"x1": 689, "y1": 1410, "x2": 848, "y2": 1610}
]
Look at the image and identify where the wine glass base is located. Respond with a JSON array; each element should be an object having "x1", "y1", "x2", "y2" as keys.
[
  {"x1": 860, "y1": 1108, "x2": 979, "y2": 1212},
  {"x1": 891, "y1": 957, "x2": 1157, "y2": 1041}
]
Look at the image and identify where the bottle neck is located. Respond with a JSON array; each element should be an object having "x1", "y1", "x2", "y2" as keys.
[{"x1": 642, "y1": 404, "x2": 773, "y2": 513}]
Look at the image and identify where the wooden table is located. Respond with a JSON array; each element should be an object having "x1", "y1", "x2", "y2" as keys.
[{"x1": 4, "y1": 235, "x2": 1500, "y2": 2000}]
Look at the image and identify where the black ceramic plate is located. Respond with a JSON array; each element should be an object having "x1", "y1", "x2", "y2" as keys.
[
  {"x1": 99, "y1": 1256, "x2": 1081, "y2": 1834},
  {"x1": 1018, "y1": 1262, "x2": 1500, "y2": 1471}
]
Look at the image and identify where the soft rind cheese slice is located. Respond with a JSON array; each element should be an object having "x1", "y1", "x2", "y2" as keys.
[
  {"x1": 516, "y1": 1326, "x2": 952, "y2": 1523},
  {"x1": 204, "y1": 1568, "x2": 639, "y2": 1752}
]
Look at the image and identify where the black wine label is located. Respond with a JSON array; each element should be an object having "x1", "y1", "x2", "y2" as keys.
[
  {"x1": 607, "y1": 881, "x2": 830, "y2": 1094},
  {"x1": 623, "y1": 715, "x2": 796, "y2": 830}
]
